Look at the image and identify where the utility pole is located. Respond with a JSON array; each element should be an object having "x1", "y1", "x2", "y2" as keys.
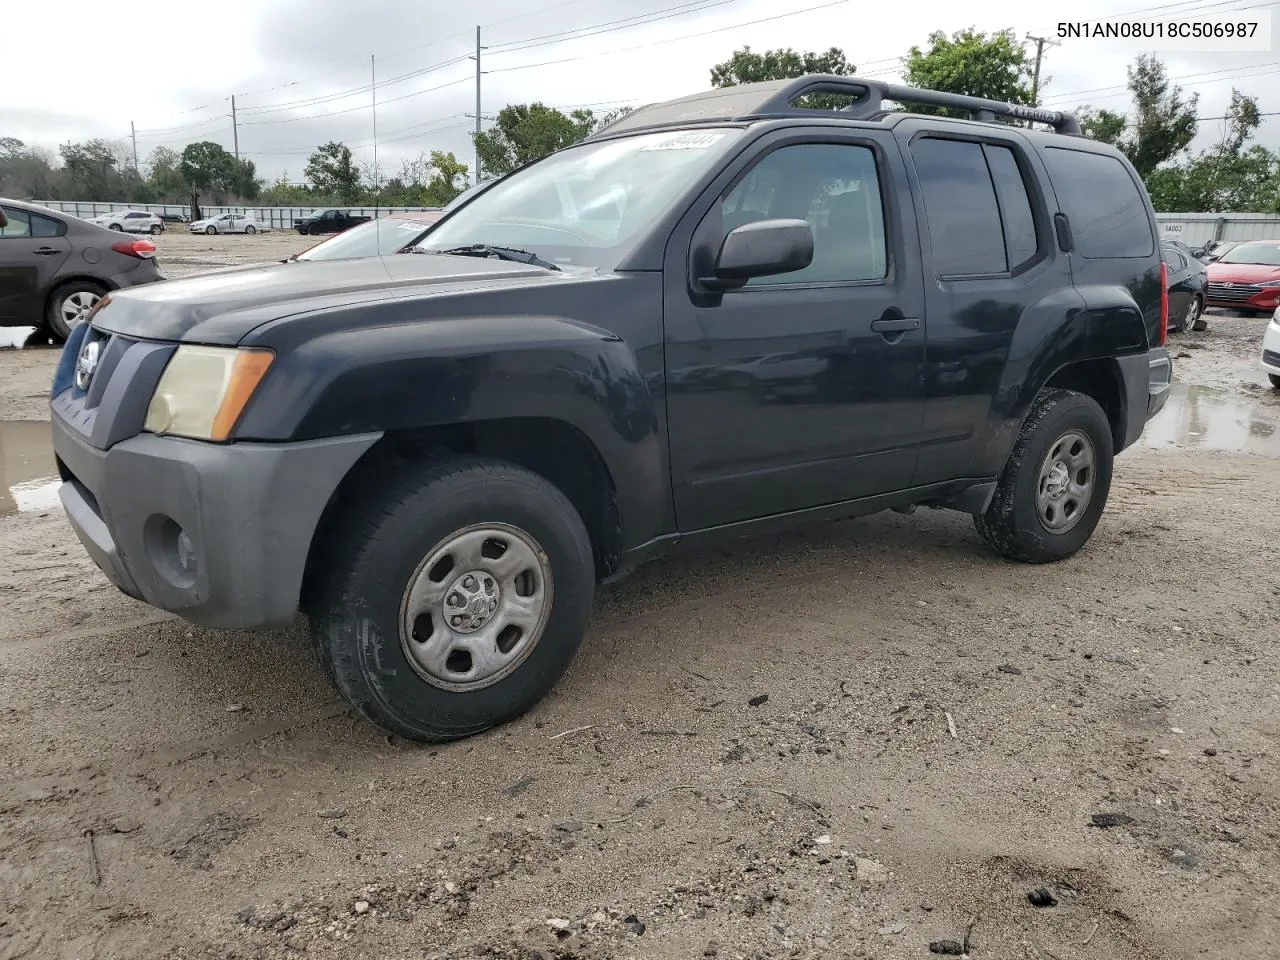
[
  {"x1": 371, "y1": 54, "x2": 379, "y2": 213},
  {"x1": 230, "y1": 95, "x2": 240, "y2": 161},
  {"x1": 130, "y1": 121, "x2": 138, "y2": 170},
  {"x1": 1024, "y1": 33, "x2": 1060, "y2": 108},
  {"x1": 474, "y1": 26, "x2": 482, "y2": 185}
]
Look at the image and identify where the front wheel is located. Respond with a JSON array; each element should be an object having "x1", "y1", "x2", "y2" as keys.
[
  {"x1": 309, "y1": 457, "x2": 595, "y2": 742},
  {"x1": 205, "y1": 225, "x2": 217, "y2": 235},
  {"x1": 108, "y1": 224, "x2": 123, "y2": 232},
  {"x1": 974, "y1": 389, "x2": 1114, "y2": 563}
]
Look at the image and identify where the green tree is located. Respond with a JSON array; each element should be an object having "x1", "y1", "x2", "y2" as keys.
[
  {"x1": 59, "y1": 139, "x2": 123, "y2": 198},
  {"x1": 902, "y1": 29, "x2": 1034, "y2": 118},
  {"x1": 421, "y1": 150, "x2": 468, "y2": 205},
  {"x1": 145, "y1": 146, "x2": 187, "y2": 199},
  {"x1": 1116, "y1": 54, "x2": 1199, "y2": 177},
  {"x1": 1077, "y1": 107, "x2": 1126, "y2": 145},
  {"x1": 0, "y1": 139, "x2": 58, "y2": 198},
  {"x1": 305, "y1": 141, "x2": 361, "y2": 202},
  {"x1": 179, "y1": 141, "x2": 238, "y2": 191},
  {"x1": 473, "y1": 104, "x2": 597, "y2": 178},
  {"x1": 709, "y1": 45, "x2": 855, "y2": 109}
]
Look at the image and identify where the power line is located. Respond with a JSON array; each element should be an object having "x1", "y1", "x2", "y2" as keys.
[
  {"x1": 485, "y1": 0, "x2": 851, "y2": 74},
  {"x1": 1042, "y1": 60, "x2": 1280, "y2": 104}
]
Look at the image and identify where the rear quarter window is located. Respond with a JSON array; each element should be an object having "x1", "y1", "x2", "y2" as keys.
[{"x1": 1043, "y1": 147, "x2": 1154, "y2": 259}]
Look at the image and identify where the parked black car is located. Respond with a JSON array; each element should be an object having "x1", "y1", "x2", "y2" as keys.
[
  {"x1": 1163, "y1": 240, "x2": 1208, "y2": 332},
  {"x1": 51, "y1": 75, "x2": 1171, "y2": 742},
  {"x1": 0, "y1": 197, "x2": 164, "y2": 340},
  {"x1": 293, "y1": 209, "x2": 372, "y2": 235}
]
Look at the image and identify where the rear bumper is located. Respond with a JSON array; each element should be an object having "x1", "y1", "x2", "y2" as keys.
[
  {"x1": 1116, "y1": 347, "x2": 1172, "y2": 451},
  {"x1": 51, "y1": 411, "x2": 380, "y2": 629}
]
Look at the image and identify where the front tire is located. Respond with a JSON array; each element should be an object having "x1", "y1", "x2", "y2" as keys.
[
  {"x1": 205, "y1": 225, "x2": 217, "y2": 235},
  {"x1": 309, "y1": 456, "x2": 595, "y2": 742},
  {"x1": 108, "y1": 224, "x2": 123, "y2": 232},
  {"x1": 974, "y1": 389, "x2": 1114, "y2": 563}
]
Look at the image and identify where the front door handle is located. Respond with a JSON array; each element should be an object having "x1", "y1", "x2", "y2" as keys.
[
  {"x1": 33, "y1": 247, "x2": 61, "y2": 256},
  {"x1": 870, "y1": 317, "x2": 921, "y2": 334}
]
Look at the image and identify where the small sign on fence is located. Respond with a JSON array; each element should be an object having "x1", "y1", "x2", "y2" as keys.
[{"x1": 1161, "y1": 222, "x2": 1185, "y2": 236}]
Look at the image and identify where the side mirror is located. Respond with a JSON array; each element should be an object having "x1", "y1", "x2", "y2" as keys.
[{"x1": 702, "y1": 218, "x2": 814, "y2": 291}]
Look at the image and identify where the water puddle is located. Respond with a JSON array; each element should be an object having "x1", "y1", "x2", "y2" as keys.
[
  {"x1": 1142, "y1": 382, "x2": 1280, "y2": 458},
  {"x1": 0, "y1": 420, "x2": 59, "y2": 518}
]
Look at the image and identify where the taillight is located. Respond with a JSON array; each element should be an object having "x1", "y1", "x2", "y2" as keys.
[
  {"x1": 112, "y1": 239, "x2": 156, "y2": 259},
  {"x1": 1158, "y1": 262, "x2": 1169, "y2": 346}
]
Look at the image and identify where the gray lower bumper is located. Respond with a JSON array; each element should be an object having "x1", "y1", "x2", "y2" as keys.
[
  {"x1": 1116, "y1": 347, "x2": 1171, "y2": 451},
  {"x1": 52, "y1": 414, "x2": 380, "y2": 629}
]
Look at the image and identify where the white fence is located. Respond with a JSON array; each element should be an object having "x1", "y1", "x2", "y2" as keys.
[
  {"x1": 29, "y1": 200, "x2": 441, "y2": 231},
  {"x1": 1156, "y1": 213, "x2": 1280, "y2": 247}
]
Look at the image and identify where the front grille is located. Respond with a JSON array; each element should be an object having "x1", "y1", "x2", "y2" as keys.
[
  {"x1": 1264, "y1": 349, "x2": 1280, "y2": 367},
  {"x1": 1207, "y1": 282, "x2": 1263, "y2": 302}
]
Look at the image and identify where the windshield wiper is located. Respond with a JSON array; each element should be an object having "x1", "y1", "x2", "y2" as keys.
[{"x1": 425, "y1": 243, "x2": 560, "y2": 272}]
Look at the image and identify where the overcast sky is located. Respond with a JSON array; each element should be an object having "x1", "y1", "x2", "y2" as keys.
[{"x1": 3, "y1": 0, "x2": 1275, "y2": 185}]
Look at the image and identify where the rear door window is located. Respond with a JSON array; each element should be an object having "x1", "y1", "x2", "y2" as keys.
[
  {"x1": 1043, "y1": 148, "x2": 1154, "y2": 259},
  {"x1": 910, "y1": 138, "x2": 1010, "y2": 277}
]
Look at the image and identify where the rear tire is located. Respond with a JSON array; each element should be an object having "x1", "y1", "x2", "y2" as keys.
[
  {"x1": 150, "y1": 224, "x2": 163, "y2": 235},
  {"x1": 309, "y1": 456, "x2": 595, "y2": 742},
  {"x1": 1186, "y1": 295, "x2": 1207, "y2": 332},
  {"x1": 1270, "y1": 373, "x2": 1280, "y2": 389},
  {"x1": 45, "y1": 280, "x2": 106, "y2": 342},
  {"x1": 244, "y1": 224, "x2": 256, "y2": 235},
  {"x1": 974, "y1": 389, "x2": 1114, "y2": 564}
]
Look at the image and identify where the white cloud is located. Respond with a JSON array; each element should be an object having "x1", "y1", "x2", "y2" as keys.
[{"x1": 2, "y1": 0, "x2": 1275, "y2": 183}]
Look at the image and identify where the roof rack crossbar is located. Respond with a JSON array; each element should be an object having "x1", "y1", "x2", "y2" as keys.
[{"x1": 756, "y1": 75, "x2": 1079, "y2": 134}]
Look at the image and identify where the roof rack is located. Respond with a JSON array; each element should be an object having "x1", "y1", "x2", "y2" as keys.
[{"x1": 587, "y1": 74, "x2": 1081, "y2": 139}]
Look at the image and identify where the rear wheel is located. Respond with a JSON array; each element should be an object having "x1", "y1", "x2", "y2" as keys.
[
  {"x1": 974, "y1": 389, "x2": 1114, "y2": 563},
  {"x1": 244, "y1": 224, "x2": 256, "y2": 235},
  {"x1": 1270, "y1": 373, "x2": 1280, "y2": 389},
  {"x1": 309, "y1": 456, "x2": 595, "y2": 742},
  {"x1": 1185, "y1": 295, "x2": 1206, "y2": 332},
  {"x1": 150, "y1": 223, "x2": 162, "y2": 235},
  {"x1": 46, "y1": 281, "x2": 105, "y2": 341}
]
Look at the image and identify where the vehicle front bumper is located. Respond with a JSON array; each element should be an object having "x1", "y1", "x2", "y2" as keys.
[
  {"x1": 1206, "y1": 286, "x2": 1280, "y2": 312},
  {"x1": 51, "y1": 412, "x2": 380, "y2": 629},
  {"x1": 1263, "y1": 313, "x2": 1280, "y2": 375}
]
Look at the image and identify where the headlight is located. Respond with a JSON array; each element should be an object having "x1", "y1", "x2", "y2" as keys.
[{"x1": 144, "y1": 345, "x2": 273, "y2": 441}]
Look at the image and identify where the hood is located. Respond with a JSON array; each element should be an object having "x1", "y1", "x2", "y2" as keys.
[
  {"x1": 88, "y1": 253, "x2": 571, "y2": 344},
  {"x1": 1208, "y1": 261, "x2": 1280, "y2": 284}
]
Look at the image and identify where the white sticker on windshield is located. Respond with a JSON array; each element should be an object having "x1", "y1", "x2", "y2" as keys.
[
  {"x1": 641, "y1": 132, "x2": 726, "y2": 151},
  {"x1": 398, "y1": 221, "x2": 427, "y2": 230}
]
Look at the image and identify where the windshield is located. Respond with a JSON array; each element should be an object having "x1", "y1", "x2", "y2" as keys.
[
  {"x1": 416, "y1": 128, "x2": 744, "y2": 269},
  {"x1": 1218, "y1": 243, "x2": 1280, "y2": 266},
  {"x1": 297, "y1": 216, "x2": 436, "y2": 261}
]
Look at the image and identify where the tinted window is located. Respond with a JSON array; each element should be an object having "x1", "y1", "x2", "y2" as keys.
[
  {"x1": 719, "y1": 142, "x2": 887, "y2": 284},
  {"x1": 984, "y1": 144, "x2": 1037, "y2": 268},
  {"x1": 911, "y1": 138, "x2": 1006, "y2": 276},
  {"x1": 30, "y1": 213, "x2": 64, "y2": 238},
  {"x1": 0, "y1": 208, "x2": 32, "y2": 237},
  {"x1": 1043, "y1": 147, "x2": 1153, "y2": 258}
]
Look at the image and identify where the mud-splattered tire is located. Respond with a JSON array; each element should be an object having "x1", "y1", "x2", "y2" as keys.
[
  {"x1": 308, "y1": 456, "x2": 595, "y2": 742},
  {"x1": 974, "y1": 389, "x2": 1114, "y2": 564}
]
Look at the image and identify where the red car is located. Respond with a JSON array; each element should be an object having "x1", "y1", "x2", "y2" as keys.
[{"x1": 1205, "y1": 240, "x2": 1280, "y2": 315}]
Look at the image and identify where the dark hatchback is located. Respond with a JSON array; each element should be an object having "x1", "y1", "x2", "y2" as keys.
[{"x1": 0, "y1": 198, "x2": 164, "y2": 340}]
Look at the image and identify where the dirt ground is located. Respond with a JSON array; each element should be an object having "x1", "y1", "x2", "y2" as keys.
[{"x1": 2, "y1": 240, "x2": 1279, "y2": 960}]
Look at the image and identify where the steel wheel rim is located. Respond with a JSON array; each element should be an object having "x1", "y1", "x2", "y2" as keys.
[
  {"x1": 399, "y1": 522, "x2": 554, "y2": 692},
  {"x1": 1036, "y1": 429, "x2": 1095, "y2": 533},
  {"x1": 60, "y1": 290, "x2": 100, "y2": 328}
]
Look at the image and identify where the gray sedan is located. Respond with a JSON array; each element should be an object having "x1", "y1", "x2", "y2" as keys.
[{"x1": 0, "y1": 198, "x2": 164, "y2": 340}]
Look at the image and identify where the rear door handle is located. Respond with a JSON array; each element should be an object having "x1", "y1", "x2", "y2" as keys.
[{"x1": 870, "y1": 317, "x2": 921, "y2": 334}]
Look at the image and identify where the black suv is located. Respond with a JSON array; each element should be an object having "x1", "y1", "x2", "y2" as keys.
[{"x1": 50, "y1": 76, "x2": 1172, "y2": 741}]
